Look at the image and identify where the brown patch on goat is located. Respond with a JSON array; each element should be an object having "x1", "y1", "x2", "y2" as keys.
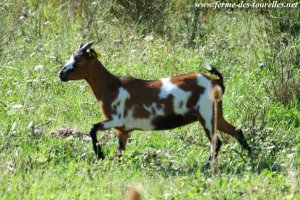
[
  {"x1": 120, "y1": 79, "x2": 165, "y2": 118},
  {"x1": 98, "y1": 85, "x2": 120, "y2": 119},
  {"x1": 132, "y1": 106, "x2": 151, "y2": 119},
  {"x1": 170, "y1": 74, "x2": 205, "y2": 108}
]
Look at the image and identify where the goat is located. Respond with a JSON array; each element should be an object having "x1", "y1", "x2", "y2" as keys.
[{"x1": 58, "y1": 42, "x2": 251, "y2": 165}]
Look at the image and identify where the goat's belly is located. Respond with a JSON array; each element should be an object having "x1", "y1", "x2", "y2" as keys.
[
  {"x1": 123, "y1": 118, "x2": 155, "y2": 131},
  {"x1": 152, "y1": 114, "x2": 197, "y2": 130},
  {"x1": 123, "y1": 114, "x2": 197, "y2": 131},
  {"x1": 123, "y1": 115, "x2": 197, "y2": 131}
]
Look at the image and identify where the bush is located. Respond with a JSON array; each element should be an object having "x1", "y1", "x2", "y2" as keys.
[
  {"x1": 261, "y1": 8, "x2": 300, "y2": 105},
  {"x1": 111, "y1": 0, "x2": 170, "y2": 35}
]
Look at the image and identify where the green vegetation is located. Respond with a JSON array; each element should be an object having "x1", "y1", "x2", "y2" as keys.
[{"x1": 0, "y1": 0, "x2": 299, "y2": 199}]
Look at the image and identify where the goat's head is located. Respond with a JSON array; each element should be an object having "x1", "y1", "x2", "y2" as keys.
[{"x1": 58, "y1": 42, "x2": 98, "y2": 82}]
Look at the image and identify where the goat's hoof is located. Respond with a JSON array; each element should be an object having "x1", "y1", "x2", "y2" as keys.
[
  {"x1": 248, "y1": 149, "x2": 254, "y2": 159},
  {"x1": 97, "y1": 152, "x2": 105, "y2": 160},
  {"x1": 201, "y1": 162, "x2": 211, "y2": 172},
  {"x1": 116, "y1": 151, "x2": 123, "y2": 158}
]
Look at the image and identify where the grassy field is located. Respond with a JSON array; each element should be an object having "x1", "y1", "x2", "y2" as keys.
[{"x1": 0, "y1": 0, "x2": 299, "y2": 199}]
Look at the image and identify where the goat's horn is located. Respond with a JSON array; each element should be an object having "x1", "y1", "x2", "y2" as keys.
[{"x1": 81, "y1": 41, "x2": 94, "y2": 50}]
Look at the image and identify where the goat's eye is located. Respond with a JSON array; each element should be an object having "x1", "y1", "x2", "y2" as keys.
[{"x1": 75, "y1": 56, "x2": 83, "y2": 62}]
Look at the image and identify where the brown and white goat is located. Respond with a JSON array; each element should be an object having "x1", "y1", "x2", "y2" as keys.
[{"x1": 58, "y1": 42, "x2": 251, "y2": 163}]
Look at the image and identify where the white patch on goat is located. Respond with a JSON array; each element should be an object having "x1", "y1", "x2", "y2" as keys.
[
  {"x1": 123, "y1": 103, "x2": 165, "y2": 131},
  {"x1": 123, "y1": 109, "x2": 155, "y2": 131},
  {"x1": 103, "y1": 87, "x2": 130, "y2": 129},
  {"x1": 196, "y1": 74, "x2": 213, "y2": 134},
  {"x1": 103, "y1": 88, "x2": 167, "y2": 131},
  {"x1": 159, "y1": 78, "x2": 191, "y2": 115},
  {"x1": 62, "y1": 55, "x2": 75, "y2": 73},
  {"x1": 143, "y1": 103, "x2": 165, "y2": 116}
]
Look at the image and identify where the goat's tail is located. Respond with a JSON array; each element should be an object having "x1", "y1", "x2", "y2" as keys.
[
  {"x1": 209, "y1": 85, "x2": 223, "y2": 175},
  {"x1": 205, "y1": 65, "x2": 225, "y2": 94},
  {"x1": 205, "y1": 65, "x2": 223, "y2": 81},
  {"x1": 207, "y1": 66, "x2": 224, "y2": 174},
  {"x1": 210, "y1": 85, "x2": 223, "y2": 102}
]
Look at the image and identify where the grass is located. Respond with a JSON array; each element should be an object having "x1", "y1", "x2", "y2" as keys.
[{"x1": 0, "y1": 0, "x2": 299, "y2": 199}]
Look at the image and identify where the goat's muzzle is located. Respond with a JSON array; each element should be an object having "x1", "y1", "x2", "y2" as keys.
[{"x1": 58, "y1": 71, "x2": 69, "y2": 82}]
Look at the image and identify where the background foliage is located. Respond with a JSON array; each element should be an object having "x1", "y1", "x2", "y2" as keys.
[{"x1": 0, "y1": 0, "x2": 299, "y2": 199}]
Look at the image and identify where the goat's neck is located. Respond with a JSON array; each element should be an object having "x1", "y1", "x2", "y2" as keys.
[{"x1": 85, "y1": 60, "x2": 116, "y2": 101}]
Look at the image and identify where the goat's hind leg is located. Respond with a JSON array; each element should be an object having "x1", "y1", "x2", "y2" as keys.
[
  {"x1": 115, "y1": 129, "x2": 129, "y2": 157},
  {"x1": 197, "y1": 115, "x2": 222, "y2": 169},
  {"x1": 217, "y1": 117, "x2": 252, "y2": 155},
  {"x1": 90, "y1": 123, "x2": 105, "y2": 159},
  {"x1": 202, "y1": 127, "x2": 223, "y2": 167}
]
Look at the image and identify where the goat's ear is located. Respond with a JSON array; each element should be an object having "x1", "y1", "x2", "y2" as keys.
[
  {"x1": 89, "y1": 49, "x2": 98, "y2": 58},
  {"x1": 78, "y1": 43, "x2": 84, "y2": 49},
  {"x1": 81, "y1": 41, "x2": 94, "y2": 51}
]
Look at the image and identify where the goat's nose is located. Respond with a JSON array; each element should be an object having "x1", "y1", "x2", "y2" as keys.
[
  {"x1": 58, "y1": 71, "x2": 68, "y2": 82},
  {"x1": 58, "y1": 70, "x2": 65, "y2": 78}
]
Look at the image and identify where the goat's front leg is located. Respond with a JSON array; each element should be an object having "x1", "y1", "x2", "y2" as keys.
[
  {"x1": 90, "y1": 123, "x2": 105, "y2": 159},
  {"x1": 90, "y1": 119, "x2": 124, "y2": 159}
]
